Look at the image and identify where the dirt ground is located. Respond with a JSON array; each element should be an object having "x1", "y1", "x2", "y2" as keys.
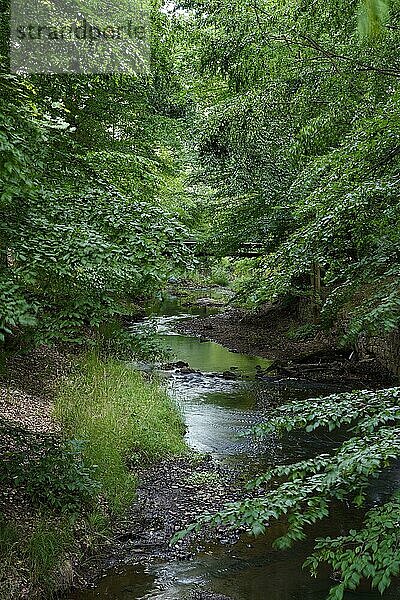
[
  {"x1": 174, "y1": 304, "x2": 396, "y2": 386},
  {"x1": 0, "y1": 347, "x2": 74, "y2": 599},
  {"x1": 71, "y1": 456, "x2": 244, "y2": 591}
]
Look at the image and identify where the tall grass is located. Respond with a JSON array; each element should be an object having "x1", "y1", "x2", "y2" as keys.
[
  {"x1": 0, "y1": 517, "x2": 74, "y2": 599},
  {"x1": 54, "y1": 353, "x2": 186, "y2": 512},
  {"x1": 27, "y1": 521, "x2": 73, "y2": 585}
]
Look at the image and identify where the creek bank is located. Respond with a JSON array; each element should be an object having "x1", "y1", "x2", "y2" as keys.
[
  {"x1": 62, "y1": 295, "x2": 400, "y2": 599},
  {"x1": 69, "y1": 455, "x2": 243, "y2": 592},
  {"x1": 174, "y1": 304, "x2": 397, "y2": 386},
  {"x1": 0, "y1": 343, "x2": 243, "y2": 600},
  {"x1": 0, "y1": 347, "x2": 76, "y2": 600},
  {"x1": 0, "y1": 346, "x2": 190, "y2": 600}
]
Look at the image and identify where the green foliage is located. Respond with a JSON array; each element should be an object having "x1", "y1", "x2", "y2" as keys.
[
  {"x1": 174, "y1": 0, "x2": 400, "y2": 337},
  {"x1": 22, "y1": 440, "x2": 100, "y2": 513},
  {"x1": 54, "y1": 353, "x2": 186, "y2": 511},
  {"x1": 209, "y1": 259, "x2": 232, "y2": 287},
  {"x1": 305, "y1": 496, "x2": 400, "y2": 599},
  {"x1": 172, "y1": 387, "x2": 400, "y2": 597},
  {"x1": 0, "y1": 516, "x2": 74, "y2": 597},
  {"x1": 0, "y1": 5, "x2": 193, "y2": 347},
  {"x1": 0, "y1": 518, "x2": 19, "y2": 557},
  {"x1": 286, "y1": 323, "x2": 320, "y2": 341},
  {"x1": 0, "y1": 426, "x2": 99, "y2": 512},
  {"x1": 27, "y1": 521, "x2": 73, "y2": 586},
  {"x1": 0, "y1": 277, "x2": 37, "y2": 343},
  {"x1": 128, "y1": 319, "x2": 170, "y2": 361},
  {"x1": 92, "y1": 318, "x2": 167, "y2": 361}
]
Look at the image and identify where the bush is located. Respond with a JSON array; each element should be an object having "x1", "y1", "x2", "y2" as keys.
[
  {"x1": 286, "y1": 323, "x2": 320, "y2": 341},
  {"x1": 0, "y1": 425, "x2": 99, "y2": 513}
]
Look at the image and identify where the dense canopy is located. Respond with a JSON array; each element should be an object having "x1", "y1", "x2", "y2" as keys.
[{"x1": 1, "y1": 1, "x2": 400, "y2": 598}]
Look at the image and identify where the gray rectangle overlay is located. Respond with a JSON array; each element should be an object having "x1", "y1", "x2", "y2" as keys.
[{"x1": 10, "y1": 0, "x2": 151, "y2": 74}]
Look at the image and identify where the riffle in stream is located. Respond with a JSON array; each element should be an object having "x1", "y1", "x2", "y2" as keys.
[{"x1": 66, "y1": 294, "x2": 400, "y2": 600}]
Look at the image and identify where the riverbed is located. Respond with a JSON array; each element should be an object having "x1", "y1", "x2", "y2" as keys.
[{"x1": 66, "y1": 293, "x2": 400, "y2": 600}]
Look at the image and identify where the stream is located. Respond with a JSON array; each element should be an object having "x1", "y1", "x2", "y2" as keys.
[{"x1": 67, "y1": 292, "x2": 400, "y2": 600}]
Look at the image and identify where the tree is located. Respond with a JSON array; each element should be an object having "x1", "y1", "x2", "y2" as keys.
[
  {"x1": 0, "y1": 5, "x2": 191, "y2": 345},
  {"x1": 173, "y1": 0, "x2": 400, "y2": 336}
]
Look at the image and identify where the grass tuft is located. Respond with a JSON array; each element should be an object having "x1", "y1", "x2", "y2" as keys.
[
  {"x1": 0, "y1": 517, "x2": 74, "y2": 598},
  {"x1": 27, "y1": 520, "x2": 73, "y2": 585},
  {"x1": 54, "y1": 352, "x2": 186, "y2": 511}
]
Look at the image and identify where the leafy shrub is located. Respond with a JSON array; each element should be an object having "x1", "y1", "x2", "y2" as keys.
[
  {"x1": 93, "y1": 318, "x2": 166, "y2": 361},
  {"x1": 0, "y1": 426, "x2": 99, "y2": 512},
  {"x1": 0, "y1": 277, "x2": 37, "y2": 343},
  {"x1": 128, "y1": 319, "x2": 170, "y2": 361},
  {"x1": 173, "y1": 387, "x2": 400, "y2": 599},
  {"x1": 286, "y1": 323, "x2": 320, "y2": 341},
  {"x1": 209, "y1": 259, "x2": 232, "y2": 287},
  {"x1": 1, "y1": 73, "x2": 191, "y2": 348}
]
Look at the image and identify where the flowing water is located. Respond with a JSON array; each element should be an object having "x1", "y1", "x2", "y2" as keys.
[{"x1": 67, "y1": 292, "x2": 400, "y2": 600}]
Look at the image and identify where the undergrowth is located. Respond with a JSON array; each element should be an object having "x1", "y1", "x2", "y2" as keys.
[
  {"x1": 54, "y1": 352, "x2": 187, "y2": 512},
  {"x1": 0, "y1": 352, "x2": 186, "y2": 598},
  {"x1": 0, "y1": 516, "x2": 74, "y2": 599}
]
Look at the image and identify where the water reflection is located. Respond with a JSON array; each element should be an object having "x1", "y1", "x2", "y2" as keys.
[{"x1": 66, "y1": 293, "x2": 399, "y2": 600}]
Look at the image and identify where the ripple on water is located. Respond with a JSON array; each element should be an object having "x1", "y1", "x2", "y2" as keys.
[{"x1": 67, "y1": 295, "x2": 400, "y2": 600}]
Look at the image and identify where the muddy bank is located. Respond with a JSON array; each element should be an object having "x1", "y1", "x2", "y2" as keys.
[
  {"x1": 174, "y1": 305, "x2": 396, "y2": 386},
  {"x1": 69, "y1": 455, "x2": 243, "y2": 592}
]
